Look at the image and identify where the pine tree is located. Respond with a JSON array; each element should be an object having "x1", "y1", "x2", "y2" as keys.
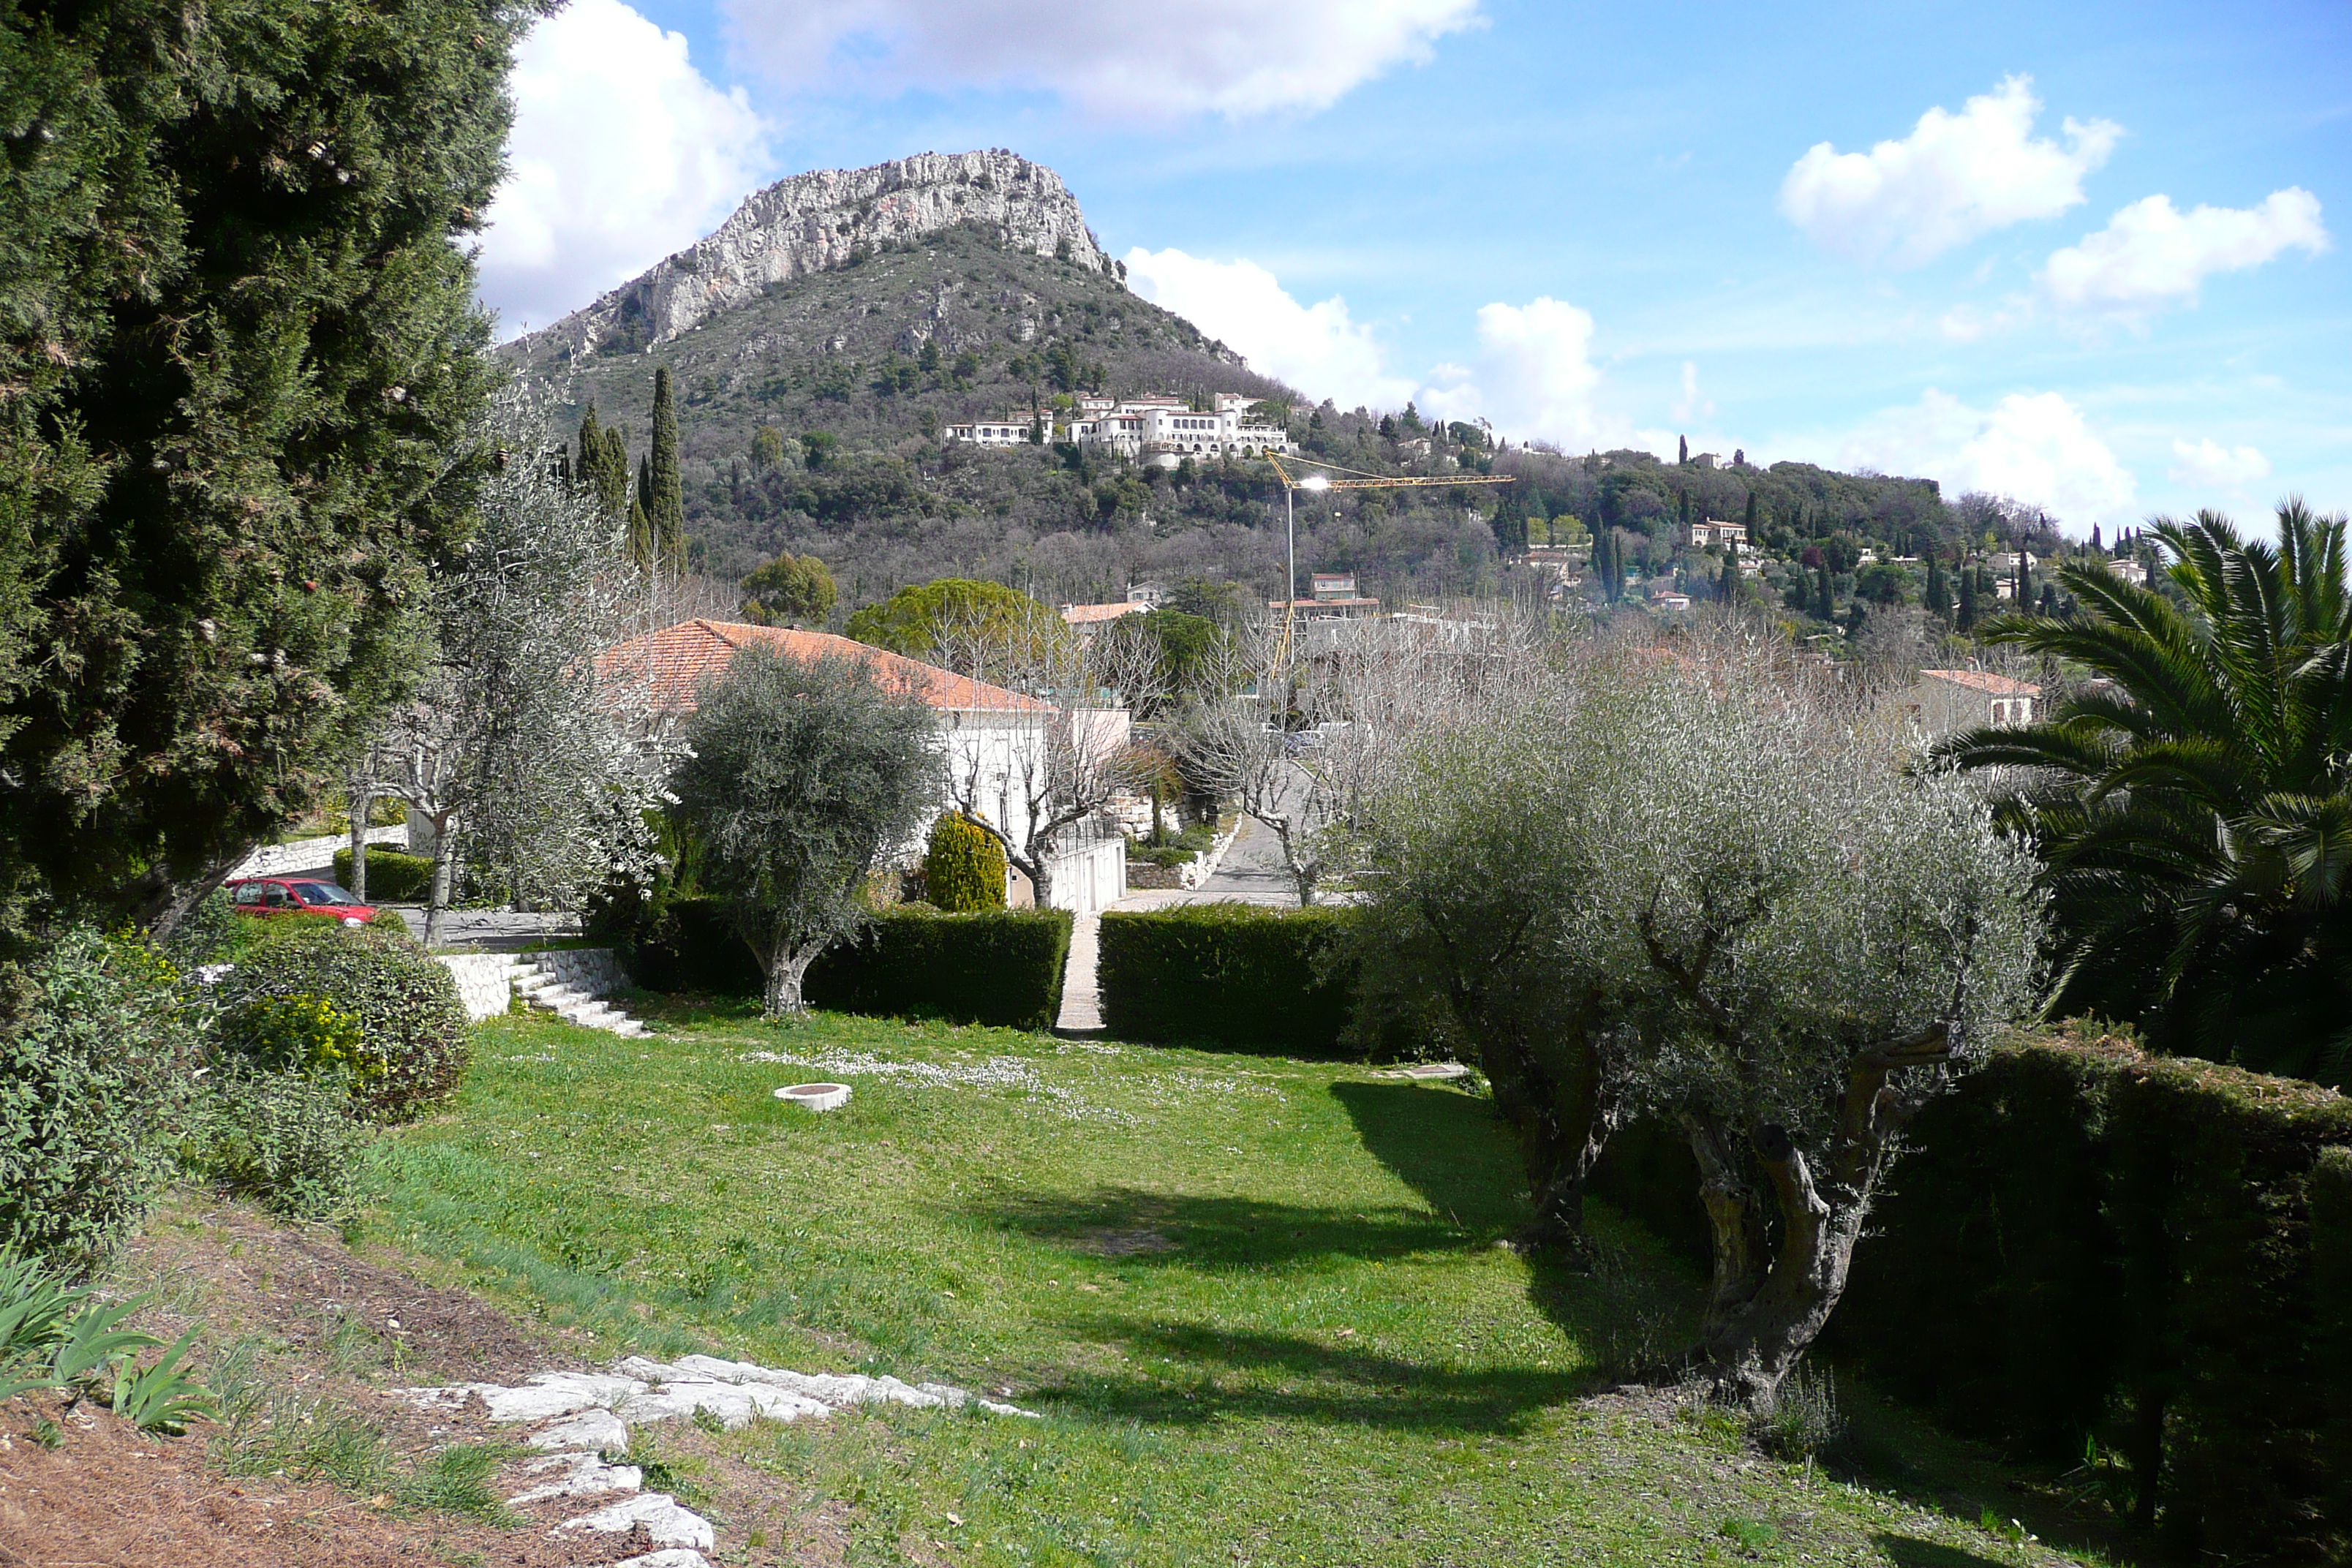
[{"x1": 649, "y1": 366, "x2": 686, "y2": 570}]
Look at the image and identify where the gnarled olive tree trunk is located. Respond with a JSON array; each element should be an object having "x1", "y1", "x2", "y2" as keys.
[{"x1": 1682, "y1": 1023, "x2": 1954, "y2": 1409}]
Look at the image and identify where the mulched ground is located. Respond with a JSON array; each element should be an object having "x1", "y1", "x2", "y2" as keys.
[{"x1": 0, "y1": 1200, "x2": 835, "y2": 1568}]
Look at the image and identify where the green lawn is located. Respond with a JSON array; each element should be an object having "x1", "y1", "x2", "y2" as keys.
[{"x1": 368, "y1": 1004, "x2": 2108, "y2": 1567}]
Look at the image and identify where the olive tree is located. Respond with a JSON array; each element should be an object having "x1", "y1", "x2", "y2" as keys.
[
  {"x1": 670, "y1": 647, "x2": 938, "y2": 1018},
  {"x1": 374, "y1": 451, "x2": 666, "y2": 943},
  {"x1": 1356, "y1": 696, "x2": 1630, "y2": 1250},
  {"x1": 1364, "y1": 630, "x2": 2046, "y2": 1409}
]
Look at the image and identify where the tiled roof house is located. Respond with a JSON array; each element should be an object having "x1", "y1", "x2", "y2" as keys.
[{"x1": 598, "y1": 619, "x2": 1049, "y2": 717}]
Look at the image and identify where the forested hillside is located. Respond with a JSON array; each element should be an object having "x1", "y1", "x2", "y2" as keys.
[{"x1": 501, "y1": 157, "x2": 2077, "y2": 624}]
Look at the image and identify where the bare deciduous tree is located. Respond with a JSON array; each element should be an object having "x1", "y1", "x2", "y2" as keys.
[{"x1": 929, "y1": 612, "x2": 1156, "y2": 908}]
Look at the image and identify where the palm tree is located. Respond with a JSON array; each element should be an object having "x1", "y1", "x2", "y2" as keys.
[{"x1": 1936, "y1": 501, "x2": 2352, "y2": 1081}]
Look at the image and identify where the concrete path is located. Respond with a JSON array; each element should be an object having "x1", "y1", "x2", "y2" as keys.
[{"x1": 1055, "y1": 911, "x2": 1104, "y2": 1034}]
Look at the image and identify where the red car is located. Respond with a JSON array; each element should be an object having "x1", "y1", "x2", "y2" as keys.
[{"x1": 227, "y1": 877, "x2": 385, "y2": 927}]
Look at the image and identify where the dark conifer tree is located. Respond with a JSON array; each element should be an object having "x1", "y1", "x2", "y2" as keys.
[
  {"x1": 0, "y1": 0, "x2": 527, "y2": 941},
  {"x1": 1926, "y1": 552, "x2": 1952, "y2": 617},
  {"x1": 1813, "y1": 565, "x2": 1836, "y2": 623},
  {"x1": 1957, "y1": 564, "x2": 1979, "y2": 631},
  {"x1": 1678, "y1": 434, "x2": 1689, "y2": 464},
  {"x1": 2090, "y1": 523, "x2": 2103, "y2": 553},
  {"x1": 2016, "y1": 551, "x2": 2034, "y2": 610},
  {"x1": 649, "y1": 366, "x2": 686, "y2": 569}
]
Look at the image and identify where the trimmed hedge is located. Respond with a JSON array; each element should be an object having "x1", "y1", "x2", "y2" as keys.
[
  {"x1": 1595, "y1": 1028, "x2": 2352, "y2": 1561},
  {"x1": 807, "y1": 908, "x2": 1070, "y2": 1031},
  {"x1": 627, "y1": 894, "x2": 1070, "y2": 1031},
  {"x1": 331, "y1": 846, "x2": 434, "y2": 902},
  {"x1": 1097, "y1": 902, "x2": 1357, "y2": 1056},
  {"x1": 214, "y1": 921, "x2": 470, "y2": 1119}
]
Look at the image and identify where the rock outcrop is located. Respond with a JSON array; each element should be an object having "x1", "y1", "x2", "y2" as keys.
[{"x1": 523, "y1": 150, "x2": 1115, "y2": 361}]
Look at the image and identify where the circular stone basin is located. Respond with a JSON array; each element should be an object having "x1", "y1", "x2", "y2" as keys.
[{"x1": 774, "y1": 1082, "x2": 851, "y2": 1112}]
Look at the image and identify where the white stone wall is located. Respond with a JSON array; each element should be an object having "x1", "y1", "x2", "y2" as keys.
[
  {"x1": 437, "y1": 954, "x2": 519, "y2": 1022},
  {"x1": 230, "y1": 825, "x2": 408, "y2": 882}
]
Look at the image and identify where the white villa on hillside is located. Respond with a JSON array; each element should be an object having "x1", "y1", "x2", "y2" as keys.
[
  {"x1": 1688, "y1": 519, "x2": 1747, "y2": 550},
  {"x1": 948, "y1": 392, "x2": 1293, "y2": 467}
]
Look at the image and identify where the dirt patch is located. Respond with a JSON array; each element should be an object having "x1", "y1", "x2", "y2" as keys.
[
  {"x1": 0, "y1": 1196, "x2": 845, "y2": 1566},
  {"x1": 0, "y1": 1395, "x2": 647, "y2": 1568},
  {"x1": 124, "y1": 1202, "x2": 578, "y2": 1386},
  {"x1": 1077, "y1": 1227, "x2": 1175, "y2": 1256}
]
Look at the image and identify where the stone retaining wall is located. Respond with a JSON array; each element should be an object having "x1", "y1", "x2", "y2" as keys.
[
  {"x1": 524, "y1": 947, "x2": 631, "y2": 996},
  {"x1": 437, "y1": 954, "x2": 519, "y2": 1022},
  {"x1": 230, "y1": 824, "x2": 407, "y2": 881}
]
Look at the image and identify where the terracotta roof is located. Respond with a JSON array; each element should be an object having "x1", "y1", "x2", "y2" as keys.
[
  {"x1": 1921, "y1": 668, "x2": 2042, "y2": 698},
  {"x1": 1060, "y1": 602, "x2": 1153, "y2": 625},
  {"x1": 598, "y1": 620, "x2": 1050, "y2": 715}
]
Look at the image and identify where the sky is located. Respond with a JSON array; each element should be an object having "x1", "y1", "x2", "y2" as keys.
[{"x1": 475, "y1": 0, "x2": 2351, "y2": 535}]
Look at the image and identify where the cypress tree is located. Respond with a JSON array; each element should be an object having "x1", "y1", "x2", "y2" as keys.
[
  {"x1": 2016, "y1": 552, "x2": 2033, "y2": 611},
  {"x1": 1813, "y1": 565, "x2": 1836, "y2": 623},
  {"x1": 1926, "y1": 553, "x2": 1952, "y2": 617},
  {"x1": 1678, "y1": 434, "x2": 1689, "y2": 464},
  {"x1": 2090, "y1": 523, "x2": 2103, "y2": 553},
  {"x1": 1743, "y1": 489, "x2": 1758, "y2": 540},
  {"x1": 1721, "y1": 548, "x2": 1739, "y2": 603},
  {"x1": 0, "y1": 0, "x2": 527, "y2": 941},
  {"x1": 649, "y1": 366, "x2": 685, "y2": 569}
]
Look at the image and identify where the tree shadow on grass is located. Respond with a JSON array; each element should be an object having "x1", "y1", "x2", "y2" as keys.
[
  {"x1": 1014, "y1": 1313, "x2": 1585, "y2": 1436},
  {"x1": 1331, "y1": 1079, "x2": 1702, "y2": 1374},
  {"x1": 1871, "y1": 1538, "x2": 2010, "y2": 1568},
  {"x1": 978, "y1": 1184, "x2": 1475, "y2": 1273}
]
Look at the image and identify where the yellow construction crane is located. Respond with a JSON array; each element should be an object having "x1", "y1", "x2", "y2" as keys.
[{"x1": 1264, "y1": 451, "x2": 1516, "y2": 652}]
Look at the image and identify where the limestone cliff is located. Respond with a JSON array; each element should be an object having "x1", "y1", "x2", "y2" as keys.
[{"x1": 524, "y1": 150, "x2": 1115, "y2": 360}]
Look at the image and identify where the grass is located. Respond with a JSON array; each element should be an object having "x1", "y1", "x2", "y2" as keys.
[{"x1": 367, "y1": 1005, "x2": 2111, "y2": 1567}]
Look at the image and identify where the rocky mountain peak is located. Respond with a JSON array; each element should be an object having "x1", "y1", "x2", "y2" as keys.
[{"x1": 517, "y1": 150, "x2": 1116, "y2": 361}]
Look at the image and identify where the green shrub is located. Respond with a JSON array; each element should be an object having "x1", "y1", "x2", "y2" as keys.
[
  {"x1": 627, "y1": 895, "x2": 1070, "y2": 1030},
  {"x1": 216, "y1": 923, "x2": 468, "y2": 1120},
  {"x1": 187, "y1": 1068, "x2": 375, "y2": 1220},
  {"x1": 0, "y1": 930, "x2": 195, "y2": 1269},
  {"x1": 161, "y1": 888, "x2": 245, "y2": 970},
  {"x1": 331, "y1": 847, "x2": 434, "y2": 903},
  {"x1": 805, "y1": 908, "x2": 1069, "y2": 1030},
  {"x1": 1097, "y1": 903, "x2": 1359, "y2": 1056},
  {"x1": 1602, "y1": 1025, "x2": 2352, "y2": 1561},
  {"x1": 622, "y1": 894, "x2": 764, "y2": 995},
  {"x1": 924, "y1": 814, "x2": 1006, "y2": 911}
]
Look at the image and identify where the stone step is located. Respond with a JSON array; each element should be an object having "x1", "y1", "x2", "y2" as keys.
[{"x1": 510, "y1": 960, "x2": 652, "y2": 1038}]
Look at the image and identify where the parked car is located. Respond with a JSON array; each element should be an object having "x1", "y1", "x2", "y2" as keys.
[{"x1": 226, "y1": 877, "x2": 385, "y2": 927}]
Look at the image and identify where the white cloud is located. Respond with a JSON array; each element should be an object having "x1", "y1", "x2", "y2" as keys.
[
  {"x1": 1836, "y1": 388, "x2": 2138, "y2": 529},
  {"x1": 1420, "y1": 298, "x2": 1624, "y2": 450},
  {"x1": 2040, "y1": 189, "x2": 2329, "y2": 319},
  {"x1": 1120, "y1": 248, "x2": 1417, "y2": 410},
  {"x1": 1780, "y1": 75, "x2": 2119, "y2": 267},
  {"x1": 1671, "y1": 361, "x2": 1713, "y2": 424},
  {"x1": 2168, "y1": 437, "x2": 2272, "y2": 490},
  {"x1": 723, "y1": 0, "x2": 1480, "y2": 120},
  {"x1": 477, "y1": 0, "x2": 770, "y2": 335}
]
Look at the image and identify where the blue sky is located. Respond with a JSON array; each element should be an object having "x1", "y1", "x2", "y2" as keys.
[{"x1": 478, "y1": 0, "x2": 2350, "y2": 535}]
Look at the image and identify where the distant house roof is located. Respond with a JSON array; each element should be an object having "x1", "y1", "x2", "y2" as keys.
[
  {"x1": 1060, "y1": 601, "x2": 1153, "y2": 626},
  {"x1": 1920, "y1": 668, "x2": 2041, "y2": 698},
  {"x1": 598, "y1": 619, "x2": 1049, "y2": 715}
]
